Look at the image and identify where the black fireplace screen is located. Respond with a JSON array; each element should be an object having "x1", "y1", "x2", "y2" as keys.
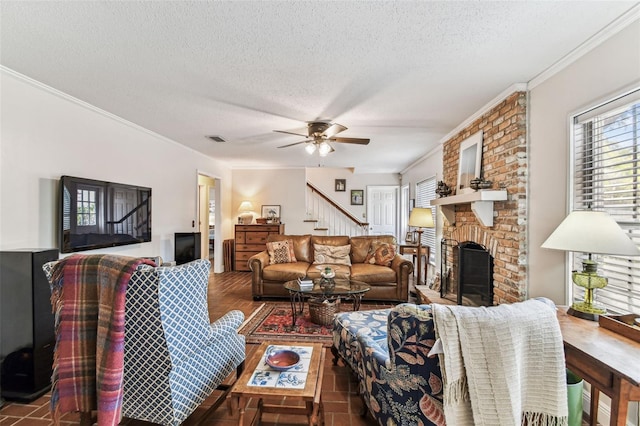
[{"x1": 457, "y1": 241, "x2": 493, "y2": 306}]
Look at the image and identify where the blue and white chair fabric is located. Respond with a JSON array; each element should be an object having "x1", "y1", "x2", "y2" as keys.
[
  {"x1": 44, "y1": 258, "x2": 245, "y2": 426},
  {"x1": 332, "y1": 303, "x2": 445, "y2": 426}
]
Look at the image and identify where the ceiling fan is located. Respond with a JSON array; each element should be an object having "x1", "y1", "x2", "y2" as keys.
[{"x1": 275, "y1": 121, "x2": 370, "y2": 156}]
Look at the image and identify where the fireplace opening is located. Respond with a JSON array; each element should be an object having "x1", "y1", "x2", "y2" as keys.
[{"x1": 457, "y1": 241, "x2": 494, "y2": 306}]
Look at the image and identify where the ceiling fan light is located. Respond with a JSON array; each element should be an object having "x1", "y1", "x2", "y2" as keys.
[
  {"x1": 318, "y1": 141, "x2": 332, "y2": 156},
  {"x1": 305, "y1": 143, "x2": 317, "y2": 154}
]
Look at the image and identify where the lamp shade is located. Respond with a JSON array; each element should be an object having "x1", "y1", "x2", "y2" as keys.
[
  {"x1": 408, "y1": 208, "x2": 435, "y2": 229},
  {"x1": 238, "y1": 201, "x2": 253, "y2": 212},
  {"x1": 541, "y1": 210, "x2": 640, "y2": 256}
]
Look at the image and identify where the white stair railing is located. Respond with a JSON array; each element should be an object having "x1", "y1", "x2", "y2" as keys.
[{"x1": 305, "y1": 183, "x2": 368, "y2": 237}]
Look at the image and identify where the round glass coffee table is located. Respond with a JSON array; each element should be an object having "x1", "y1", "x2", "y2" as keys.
[{"x1": 283, "y1": 278, "x2": 370, "y2": 326}]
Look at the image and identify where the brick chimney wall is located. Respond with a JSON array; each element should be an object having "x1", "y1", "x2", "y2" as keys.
[{"x1": 441, "y1": 91, "x2": 527, "y2": 304}]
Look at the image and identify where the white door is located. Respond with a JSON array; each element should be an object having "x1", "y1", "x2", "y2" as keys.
[{"x1": 367, "y1": 186, "x2": 398, "y2": 237}]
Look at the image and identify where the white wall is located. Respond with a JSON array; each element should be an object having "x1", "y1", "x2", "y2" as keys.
[
  {"x1": 0, "y1": 69, "x2": 233, "y2": 269},
  {"x1": 232, "y1": 168, "x2": 308, "y2": 234},
  {"x1": 402, "y1": 146, "x2": 443, "y2": 202},
  {"x1": 528, "y1": 19, "x2": 640, "y2": 304}
]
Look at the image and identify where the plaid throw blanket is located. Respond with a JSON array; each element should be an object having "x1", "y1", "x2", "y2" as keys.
[{"x1": 49, "y1": 254, "x2": 155, "y2": 425}]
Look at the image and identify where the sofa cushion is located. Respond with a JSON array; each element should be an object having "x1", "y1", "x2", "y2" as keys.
[
  {"x1": 267, "y1": 234, "x2": 312, "y2": 263},
  {"x1": 313, "y1": 244, "x2": 352, "y2": 266},
  {"x1": 263, "y1": 262, "x2": 310, "y2": 281},
  {"x1": 349, "y1": 236, "x2": 372, "y2": 263},
  {"x1": 351, "y1": 263, "x2": 396, "y2": 284},
  {"x1": 266, "y1": 239, "x2": 296, "y2": 264},
  {"x1": 365, "y1": 242, "x2": 396, "y2": 267},
  {"x1": 310, "y1": 235, "x2": 350, "y2": 261}
]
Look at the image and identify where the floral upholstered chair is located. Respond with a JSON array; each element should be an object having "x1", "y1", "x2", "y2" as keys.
[
  {"x1": 44, "y1": 257, "x2": 245, "y2": 426},
  {"x1": 333, "y1": 303, "x2": 445, "y2": 426}
]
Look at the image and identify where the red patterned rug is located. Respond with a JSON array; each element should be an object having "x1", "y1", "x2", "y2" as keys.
[{"x1": 239, "y1": 302, "x2": 393, "y2": 347}]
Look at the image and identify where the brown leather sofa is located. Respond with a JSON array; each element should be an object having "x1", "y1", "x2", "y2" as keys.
[{"x1": 248, "y1": 234, "x2": 413, "y2": 302}]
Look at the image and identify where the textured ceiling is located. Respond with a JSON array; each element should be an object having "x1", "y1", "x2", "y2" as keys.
[{"x1": 1, "y1": 1, "x2": 638, "y2": 172}]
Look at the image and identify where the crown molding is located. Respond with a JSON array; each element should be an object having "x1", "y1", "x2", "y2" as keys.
[
  {"x1": 0, "y1": 65, "x2": 210, "y2": 159},
  {"x1": 529, "y1": 4, "x2": 640, "y2": 90}
]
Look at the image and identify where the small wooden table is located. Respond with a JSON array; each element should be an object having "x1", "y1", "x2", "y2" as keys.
[
  {"x1": 229, "y1": 341, "x2": 325, "y2": 426},
  {"x1": 557, "y1": 308, "x2": 640, "y2": 426},
  {"x1": 399, "y1": 244, "x2": 429, "y2": 278}
]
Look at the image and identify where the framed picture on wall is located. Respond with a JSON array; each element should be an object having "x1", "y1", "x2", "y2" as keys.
[
  {"x1": 350, "y1": 190, "x2": 364, "y2": 205},
  {"x1": 335, "y1": 179, "x2": 346, "y2": 192},
  {"x1": 261, "y1": 205, "x2": 281, "y2": 221}
]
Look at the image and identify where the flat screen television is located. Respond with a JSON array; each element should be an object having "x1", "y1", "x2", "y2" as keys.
[{"x1": 59, "y1": 175, "x2": 152, "y2": 253}]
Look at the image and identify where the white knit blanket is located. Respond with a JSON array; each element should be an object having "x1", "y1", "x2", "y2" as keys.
[{"x1": 432, "y1": 299, "x2": 568, "y2": 426}]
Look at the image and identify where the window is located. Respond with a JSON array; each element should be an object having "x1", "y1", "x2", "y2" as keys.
[
  {"x1": 572, "y1": 88, "x2": 640, "y2": 314},
  {"x1": 76, "y1": 187, "x2": 97, "y2": 226},
  {"x1": 416, "y1": 177, "x2": 437, "y2": 262}
]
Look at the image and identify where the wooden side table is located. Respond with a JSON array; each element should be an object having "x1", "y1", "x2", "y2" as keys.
[
  {"x1": 557, "y1": 308, "x2": 640, "y2": 426},
  {"x1": 229, "y1": 341, "x2": 325, "y2": 426},
  {"x1": 399, "y1": 244, "x2": 429, "y2": 278}
]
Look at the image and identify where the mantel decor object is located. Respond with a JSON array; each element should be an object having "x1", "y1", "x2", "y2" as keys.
[
  {"x1": 470, "y1": 178, "x2": 492, "y2": 191},
  {"x1": 457, "y1": 131, "x2": 483, "y2": 194},
  {"x1": 436, "y1": 181, "x2": 452, "y2": 198},
  {"x1": 541, "y1": 209, "x2": 640, "y2": 320}
]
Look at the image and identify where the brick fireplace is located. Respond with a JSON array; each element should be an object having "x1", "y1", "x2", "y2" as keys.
[{"x1": 437, "y1": 91, "x2": 528, "y2": 305}]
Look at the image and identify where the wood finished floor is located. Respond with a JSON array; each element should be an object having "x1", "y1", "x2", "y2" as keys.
[{"x1": 0, "y1": 270, "x2": 384, "y2": 426}]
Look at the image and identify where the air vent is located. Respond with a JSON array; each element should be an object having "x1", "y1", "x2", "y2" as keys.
[{"x1": 206, "y1": 135, "x2": 226, "y2": 143}]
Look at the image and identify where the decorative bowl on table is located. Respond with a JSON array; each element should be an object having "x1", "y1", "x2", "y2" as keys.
[
  {"x1": 265, "y1": 349, "x2": 300, "y2": 371},
  {"x1": 319, "y1": 266, "x2": 336, "y2": 279}
]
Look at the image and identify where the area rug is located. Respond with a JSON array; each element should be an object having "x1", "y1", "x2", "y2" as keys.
[{"x1": 239, "y1": 302, "x2": 394, "y2": 347}]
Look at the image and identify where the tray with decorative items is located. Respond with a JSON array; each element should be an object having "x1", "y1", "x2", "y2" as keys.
[{"x1": 598, "y1": 313, "x2": 640, "y2": 343}]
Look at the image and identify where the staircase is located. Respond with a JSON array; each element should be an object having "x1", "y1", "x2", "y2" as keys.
[{"x1": 305, "y1": 182, "x2": 369, "y2": 236}]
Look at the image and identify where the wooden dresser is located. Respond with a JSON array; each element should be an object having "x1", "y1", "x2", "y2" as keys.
[{"x1": 234, "y1": 224, "x2": 284, "y2": 271}]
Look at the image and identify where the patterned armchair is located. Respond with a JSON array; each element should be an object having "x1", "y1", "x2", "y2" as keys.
[
  {"x1": 44, "y1": 257, "x2": 245, "y2": 426},
  {"x1": 332, "y1": 303, "x2": 445, "y2": 426}
]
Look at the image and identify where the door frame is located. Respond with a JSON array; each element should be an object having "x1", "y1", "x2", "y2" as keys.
[{"x1": 197, "y1": 172, "x2": 223, "y2": 273}]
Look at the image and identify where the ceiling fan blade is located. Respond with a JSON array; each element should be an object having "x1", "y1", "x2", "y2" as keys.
[
  {"x1": 322, "y1": 123, "x2": 347, "y2": 138},
  {"x1": 330, "y1": 137, "x2": 370, "y2": 145},
  {"x1": 277, "y1": 140, "x2": 309, "y2": 148},
  {"x1": 274, "y1": 129, "x2": 309, "y2": 138}
]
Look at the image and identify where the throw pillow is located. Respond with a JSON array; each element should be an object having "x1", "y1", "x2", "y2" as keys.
[
  {"x1": 365, "y1": 242, "x2": 396, "y2": 267},
  {"x1": 267, "y1": 239, "x2": 297, "y2": 264},
  {"x1": 313, "y1": 244, "x2": 352, "y2": 266}
]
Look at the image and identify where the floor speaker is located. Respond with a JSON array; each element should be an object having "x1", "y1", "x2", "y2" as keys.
[{"x1": 0, "y1": 249, "x2": 59, "y2": 402}]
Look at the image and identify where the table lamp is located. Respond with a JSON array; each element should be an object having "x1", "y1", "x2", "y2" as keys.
[
  {"x1": 541, "y1": 210, "x2": 640, "y2": 320},
  {"x1": 408, "y1": 207, "x2": 435, "y2": 286},
  {"x1": 238, "y1": 201, "x2": 254, "y2": 224}
]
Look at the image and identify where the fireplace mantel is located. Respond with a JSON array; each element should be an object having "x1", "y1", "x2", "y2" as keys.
[{"x1": 430, "y1": 190, "x2": 507, "y2": 227}]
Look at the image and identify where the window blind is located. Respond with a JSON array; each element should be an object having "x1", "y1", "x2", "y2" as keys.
[
  {"x1": 416, "y1": 177, "x2": 437, "y2": 262},
  {"x1": 572, "y1": 88, "x2": 640, "y2": 314}
]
